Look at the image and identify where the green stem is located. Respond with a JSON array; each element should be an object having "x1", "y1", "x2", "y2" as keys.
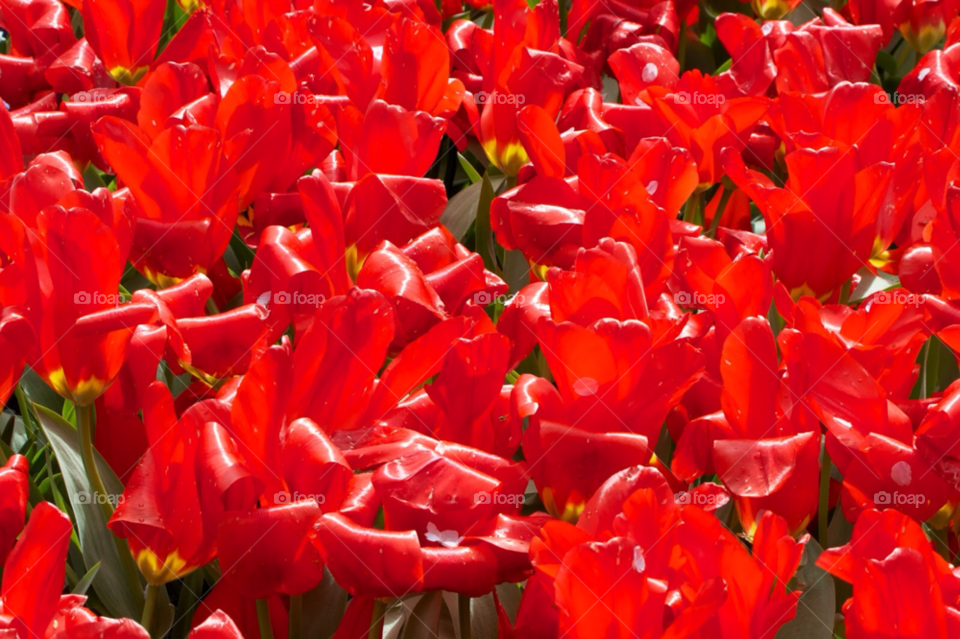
[
  {"x1": 14, "y1": 384, "x2": 35, "y2": 436},
  {"x1": 894, "y1": 40, "x2": 912, "y2": 72},
  {"x1": 205, "y1": 297, "x2": 219, "y2": 315},
  {"x1": 819, "y1": 443, "x2": 832, "y2": 547},
  {"x1": 78, "y1": 404, "x2": 112, "y2": 520},
  {"x1": 78, "y1": 403, "x2": 144, "y2": 614},
  {"x1": 933, "y1": 526, "x2": 952, "y2": 564},
  {"x1": 368, "y1": 599, "x2": 385, "y2": 639},
  {"x1": 289, "y1": 594, "x2": 302, "y2": 639},
  {"x1": 142, "y1": 584, "x2": 160, "y2": 637},
  {"x1": 706, "y1": 185, "x2": 732, "y2": 238},
  {"x1": 459, "y1": 594, "x2": 472, "y2": 639},
  {"x1": 256, "y1": 599, "x2": 274, "y2": 639}
]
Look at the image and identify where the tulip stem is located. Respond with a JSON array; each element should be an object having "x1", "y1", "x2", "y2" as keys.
[
  {"x1": 458, "y1": 594, "x2": 471, "y2": 639},
  {"x1": 77, "y1": 403, "x2": 145, "y2": 615},
  {"x1": 819, "y1": 444, "x2": 832, "y2": 547},
  {"x1": 142, "y1": 584, "x2": 160, "y2": 637},
  {"x1": 78, "y1": 404, "x2": 111, "y2": 519},
  {"x1": 256, "y1": 599, "x2": 274, "y2": 639},
  {"x1": 368, "y1": 599, "x2": 385, "y2": 639},
  {"x1": 932, "y1": 526, "x2": 952, "y2": 564},
  {"x1": 14, "y1": 384, "x2": 35, "y2": 436},
  {"x1": 706, "y1": 185, "x2": 732, "y2": 238},
  {"x1": 289, "y1": 594, "x2": 302, "y2": 639}
]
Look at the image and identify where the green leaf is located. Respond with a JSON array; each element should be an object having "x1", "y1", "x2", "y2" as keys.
[
  {"x1": 72, "y1": 561, "x2": 102, "y2": 595},
  {"x1": 475, "y1": 173, "x2": 500, "y2": 276},
  {"x1": 440, "y1": 180, "x2": 483, "y2": 241},
  {"x1": 82, "y1": 164, "x2": 108, "y2": 191},
  {"x1": 230, "y1": 228, "x2": 257, "y2": 271},
  {"x1": 19, "y1": 366, "x2": 63, "y2": 414},
  {"x1": 401, "y1": 591, "x2": 445, "y2": 639},
  {"x1": 171, "y1": 570, "x2": 205, "y2": 639},
  {"x1": 876, "y1": 50, "x2": 898, "y2": 76},
  {"x1": 457, "y1": 153, "x2": 482, "y2": 184},
  {"x1": 300, "y1": 568, "x2": 348, "y2": 639},
  {"x1": 62, "y1": 400, "x2": 77, "y2": 427},
  {"x1": 775, "y1": 537, "x2": 836, "y2": 639},
  {"x1": 502, "y1": 249, "x2": 530, "y2": 294},
  {"x1": 34, "y1": 405, "x2": 142, "y2": 619}
]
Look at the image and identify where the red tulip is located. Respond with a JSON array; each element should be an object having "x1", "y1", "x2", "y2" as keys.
[
  {"x1": 743, "y1": 0, "x2": 802, "y2": 19},
  {"x1": 724, "y1": 146, "x2": 891, "y2": 300},
  {"x1": 525, "y1": 465, "x2": 807, "y2": 637},
  {"x1": 673, "y1": 317, "x2": 819, "y2": 535},
  {"x1": 0, "y1": 503, "x2": 73, "y2": 637},
  {"x1": 896, "y1": 0, "x2": 960, "y2": 53},
  {"x1": 818, "y1": 508, "x2": 960, "y2": 638},
  {"x1": 315, "y1": 427, "x2": 542, "y2": 599},
  {"x1": 0, "y1": 455, "x2": 28, "y2": 568},
  {"x1": 82, "y1": 0, "x2": 165, "y2": 84},
  {"x1": 843, "y1": 0, "x2": 901, "y2": 43},
  {"x1": 651, "y1": 70, "x2": 768, "y2": 186},
  {"x1": 92, "y1": 119, "x2": 239, "y2": 285},
  {"x1": 108, "y1": 382, "x2": 255, "y2": 585},
  {"x1": 190, "y1": 610, "x2": 245, "y2": 639},
  {"x1": 0, "y1": 307, "x2": 32, "y2": 406}
]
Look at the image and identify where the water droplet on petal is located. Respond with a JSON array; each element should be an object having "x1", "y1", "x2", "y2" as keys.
[{"x1": 641, "y1": 63, "x2": 659, "y2": 83}]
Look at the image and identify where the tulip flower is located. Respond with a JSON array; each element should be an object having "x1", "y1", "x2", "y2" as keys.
[
  {"x1": 818, "y1": 508, "x2": 960, "y2": 637},
  {"x1": 896, "y1": 0, "x2": 960, "y2": 53},
  {"x1": 82, "y1": 0, "x2": 165, "y2": 84},
  {"x1": 673, "y1": 317, "x2": 819, "y2": 536},
  {"x1": 315, "y1": 427, "x2": 544, "y2": 600},
  {"x1": 92, "y1": 119, "x2": 240, "y2": 285},
  {"x1": 0, "y1": 500, "x2": 150, "y2": 638},
  {"x1": 0, "y1": 455, "x2": 28, "y2": 568},
  {"x1": 522, "y1": 465, "x2": 807, "y2": 637},
  {"x1": 108, "y1": 382, "x2": 256, "y2": 586},
  {"x1": 724, "y1": 146, "x2": 892, "y2": 300},
  {"x1": 651, "y1": 70, "x2": 768, "y2": 187}
]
